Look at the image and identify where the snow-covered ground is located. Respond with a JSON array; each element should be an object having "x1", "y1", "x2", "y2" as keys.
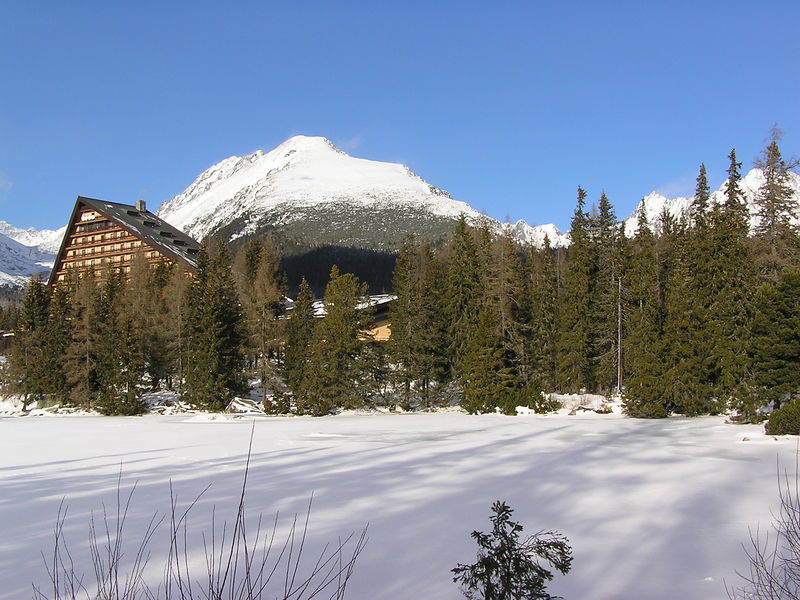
[{"x1": 0, "y1": 411, "x2": 793, "y2": 599}]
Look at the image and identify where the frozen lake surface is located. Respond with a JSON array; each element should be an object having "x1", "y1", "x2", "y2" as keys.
[{"x1": 0, "y1": 411, "x2": 793, "y2": 599}]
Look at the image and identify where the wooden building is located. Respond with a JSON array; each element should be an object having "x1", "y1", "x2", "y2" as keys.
[
  {"x1": 48, "y1": 196, "x2": 201, "y2": 285},
  {"x1": 303, "y1": 293, "x2": 395, "y2": 342},
  {"x1": 361, "y1": 294, "x2": 393, "y2": 342}
]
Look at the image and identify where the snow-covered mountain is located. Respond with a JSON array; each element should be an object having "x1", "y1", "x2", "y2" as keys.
[
  {"x1": 623, "y1": 169, "x2": 800, "y2": 236},
  {"x1": 0, "y1": 222, "x2": 63, "y2": 288},
  {"x1": 3, "y1": 136, "x2": 798, "y2": 290},
  {"x1": 0, "y1": 232, "x2": 56, "y2": 288},
  {"x1": 0, "y1": 221, "x2": 66, "y2": 255},
  {"x1": 157, "y1": 135, "x2": 569, "y2": 250}
]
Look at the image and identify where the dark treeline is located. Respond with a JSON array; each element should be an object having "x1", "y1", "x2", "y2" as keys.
[
  {"x1": 280, "y1": 245, "x2": 397, "y2": 297},
  {"x1": 3, "y1": 133, "x2": 800, "y2": 419}
]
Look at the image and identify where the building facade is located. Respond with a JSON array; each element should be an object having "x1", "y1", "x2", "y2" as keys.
[{"x1": 48, "y1": 196, "x2": 201, "y2": 285}]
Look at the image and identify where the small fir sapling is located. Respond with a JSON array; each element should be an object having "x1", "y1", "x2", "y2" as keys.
[{"x1": 453, "y1": 501, "x2": 572, "y2": 600}]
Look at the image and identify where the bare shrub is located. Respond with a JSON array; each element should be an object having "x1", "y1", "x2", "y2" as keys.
[
  {"x1": 32, "y1": 430, "x2": 367, "y2": 600},
  {"x1": 728, "y1": 455, "x2": 800, "y2": 600}
]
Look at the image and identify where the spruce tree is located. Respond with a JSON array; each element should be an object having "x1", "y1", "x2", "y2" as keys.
[
  {"x1": 752, "y1": 127, "x2": 800, "y2": 281},
  {"x1": 183, "y1": 242, "x2": 246, "y2": 411},
  {"x1": 94, "y1": 269, "x2": 145, "y2": 415},
  {"x1": 388, "y1": 239, "x2": 451, "y2": 409},
  {"x1": 750, "y1": 270, "x2": 800, "y2": 409},
  {"x1": 660, "y1": 220, "x2": 710, "y2": 415},
  {"x1": 388, "y1": 237, "x2": 423, "y2": 408},
  {"x1": 8, "y1": 274, "x2": 51, "y2": 409},
  {"x1": 460, "y1": 304, "x2": 519, "y2": 414},
  {"x1": 662, "y1": 166, "x2": 716, "y2": 414},
  {"x1": 162, "y1": 262, "x2": 191, "y2": 391},
  {"x1": 690, "y1": 163, "x2": 711, "y2": 230},
  {"x1": 527, "y1": 237, "x2": 558, "y2": 393},
  {"x1": 414, "y1": 242, "x2": 449, "y2": 407},
  {"x1": 41, "y1": 285, "x2": 72, "y2": 405},
  {"x1": 706, "y1": 149, "x2": 755, "y2": 412},
  {"x1": 304, "y1": 266, "x2": 371, "y2": 415},
  {"x1": 622, "y1": 205, "x2": 666, "y2": 417},
  {"x1": 122, "y1": 253, "x2": 161, "y2": 391},
  {"x1": 145, "y1": 259, "x2": 177, "y2": 390},
  {"x1": 588, "y1": 192, "x2": 622, "y2": 393},
  {"x1": 443, "y1": 215, "x2": 484, "y2": 376},
  {"x1": 556, "y1": 187, "x2": 593, "y2": 392}
]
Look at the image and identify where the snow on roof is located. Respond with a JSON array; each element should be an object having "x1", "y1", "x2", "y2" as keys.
[{"x1": 297, "y1": 294, "x2": 397, "y2": 318}]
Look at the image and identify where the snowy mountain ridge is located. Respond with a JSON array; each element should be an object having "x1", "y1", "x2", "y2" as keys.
[
  {"x1": 0, "y1": 221, "x2": 66, "y2": 254},
  {"x1": 623, "y1": 168, "x2": 800, "y2": 236},
  {"x1": 2, "y1": 136, "x2": 799, "y2": 289},
  {"x1": 0, "y1": 231, "x2": 56, "y2": 288},
  {"x1": 157, "y1": 135, "x2": 571, "y2": 249}
]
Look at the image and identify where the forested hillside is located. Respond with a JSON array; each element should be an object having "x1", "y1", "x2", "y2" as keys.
[{"x1": 3, "y1": 135, "x2": 799, "y2": 423}]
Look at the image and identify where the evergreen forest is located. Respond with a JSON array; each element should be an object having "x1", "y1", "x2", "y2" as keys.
[{"x1": 3, "y1": 135, "x2": 800, "y2": 423}]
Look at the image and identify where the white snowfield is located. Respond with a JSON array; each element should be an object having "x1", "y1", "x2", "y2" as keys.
[{"x1": 0, "y1": 410, "x2": 792, "y2": 600}]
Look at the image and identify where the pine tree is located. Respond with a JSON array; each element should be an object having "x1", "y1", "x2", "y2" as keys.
[
  {"x1": 752, "y1": 127, "x2": 800, "y2": 281},
  {"x1": 304, "y1": 266, "x2": 371, "y2": 415},
  {"x1": 284, "y1": 277, "x2": 316, "y2": 412},
  {"x1": 183, "y1": 242, "x2": 246, "y2": 411},
  {"x1": 556, "y1": 187, "x2": 593, "y2": 392}
]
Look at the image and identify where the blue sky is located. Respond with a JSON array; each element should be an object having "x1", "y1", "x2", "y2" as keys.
[{"x1": 1, "y1": 1, "x2": 798, "y2": 232}]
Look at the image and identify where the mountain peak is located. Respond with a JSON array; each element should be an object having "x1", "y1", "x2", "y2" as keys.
[{"x1": 156, "y1": 135, "x2": 488, "y2": 244}]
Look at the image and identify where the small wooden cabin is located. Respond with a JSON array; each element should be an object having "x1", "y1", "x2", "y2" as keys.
[{"x1": 48, "y1": 197, "x2": 201, "y2": 285}]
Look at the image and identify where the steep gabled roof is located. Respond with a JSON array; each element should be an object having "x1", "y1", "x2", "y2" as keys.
[{"x1": 48, "y1": 196, "x2": 201, "y2": 285}]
